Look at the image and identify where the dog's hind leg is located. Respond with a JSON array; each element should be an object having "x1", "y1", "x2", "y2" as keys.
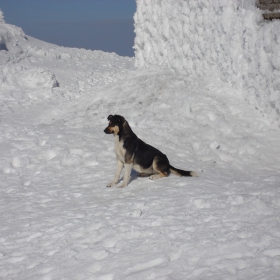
[
  {"x1": 149, "y1": 155, "x2": 170, "y2": 180},
  {"x1": 149, "y1": 173, "x2": 167, "y2": 180},
  {"x1": 118, "y1": 163, "x2": 132, "y2": 188},
  {"x1": 107, "y1": 160, "x2": 123, "y2": 187}
]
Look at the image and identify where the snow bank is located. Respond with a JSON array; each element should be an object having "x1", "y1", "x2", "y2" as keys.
[
  {"x1": 0, "y1": 12, "x2": 59, "y2": 91},
  {"x1": 134, "y1": 0, "x2": 280, "y2": 123},
  {"x1": 1, "y1": 65, "x2": 59, "y2": 90},
  {"x1": 0, "y1": 11, "x2": 134, "y2": 95}
]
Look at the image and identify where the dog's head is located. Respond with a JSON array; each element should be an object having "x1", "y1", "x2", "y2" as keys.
[{"x1": 104, "y1": 115, "x2": 125, "y2": 135}]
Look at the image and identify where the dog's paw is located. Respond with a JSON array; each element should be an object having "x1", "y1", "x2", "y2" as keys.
[
  {"x1": 149, "y1": 174, "x2": 164, "y2": 180},
  {"x1": 106, "y1": 181, "x2": 115, "y2": 187},
  {"x1": 117, "y1": 184, "x2": 126, "y2": 188}
]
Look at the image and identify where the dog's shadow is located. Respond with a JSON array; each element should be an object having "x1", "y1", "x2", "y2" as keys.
[
  {"x1": 130, "y1": 169, "x2": 140, "y2": 183},
  {"x1": 117, "y1": 170, "x2": 141, "y2": 185}
]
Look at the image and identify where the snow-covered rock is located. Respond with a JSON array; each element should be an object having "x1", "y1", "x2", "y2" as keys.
[{"x1": 134, "y1": 0, "x2": 280, "y2": 124}]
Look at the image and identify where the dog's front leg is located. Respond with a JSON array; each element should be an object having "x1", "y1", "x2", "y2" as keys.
[
  {"x1": 107, "y1": 160, "x2": 123, "y2": 187},
  {"x1": 118, "y1": 163, "x2": 132, "y2": 188}
]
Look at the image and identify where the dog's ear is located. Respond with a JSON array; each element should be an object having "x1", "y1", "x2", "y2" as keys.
[
  {"x1": 120, "y1": 116, "x2": 125, "y2": 124},
  {"x1": 107, "y1": 115, "x2": 113, "y2": 121},
  {"x1": 116, "y1": 115, "x2": 125, "y2": 124}
]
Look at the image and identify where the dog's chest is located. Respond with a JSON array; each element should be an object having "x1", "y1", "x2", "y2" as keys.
[{"x1": 114, "y1": 136, "x2": 125, "y2": 161}]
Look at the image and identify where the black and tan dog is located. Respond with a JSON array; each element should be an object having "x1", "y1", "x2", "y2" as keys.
[{"x1": 104, "y1": 115, "x2": 198, "y2": 188}]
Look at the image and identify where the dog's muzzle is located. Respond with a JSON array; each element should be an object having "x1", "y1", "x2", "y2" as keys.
[{"x1": 104, "y1": 127, "x2": 112, "y2": 134}]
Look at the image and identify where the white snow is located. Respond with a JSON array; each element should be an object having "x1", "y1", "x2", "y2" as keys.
[{"x1": 0, "y1": 5, "x2": 280, "y2": 280}]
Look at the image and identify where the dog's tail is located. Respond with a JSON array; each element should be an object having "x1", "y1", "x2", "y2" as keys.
[{"x1": 169, "y1": 165, "x2": 198, "y2": 177}]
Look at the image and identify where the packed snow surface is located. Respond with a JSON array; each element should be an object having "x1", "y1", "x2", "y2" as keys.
[{"x1": 1, "y1": 11, "x2": 280, "y2": 280}]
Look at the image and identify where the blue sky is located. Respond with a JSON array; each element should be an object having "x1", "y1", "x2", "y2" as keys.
[{"x1": 0, "y1": 0, "x2": 136, "y2": 57}]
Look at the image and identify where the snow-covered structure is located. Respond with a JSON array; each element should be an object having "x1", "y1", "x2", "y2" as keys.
[{"x1": 134, "y1": 0, "x2": 280, "y2": 122}]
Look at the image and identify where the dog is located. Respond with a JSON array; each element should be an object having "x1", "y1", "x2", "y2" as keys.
[{"x1": 104, "y1": 115, "x2": 198, "y2": 188}]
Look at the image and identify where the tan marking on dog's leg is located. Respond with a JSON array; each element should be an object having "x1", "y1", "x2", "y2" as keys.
[
  {"x1": 149, "y1": 157, "x2": 169, "y2": 180},
  {"x1": 107, "y1": 160, "x2": 123, "y2": 187},
  {"x1": 149, "y1": 173, "x2": 166, "y2": 180}
]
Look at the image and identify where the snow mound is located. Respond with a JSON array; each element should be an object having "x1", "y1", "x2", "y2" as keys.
[
  {"x1": 1, "y1": 65, "x2": 59, "y2": 90},
  {"x1": 0, "y1": 12, "x2": 59, "y2": 91},
  {"x1": 134, "y1": 0, "x2": 280, "y2": 124}
]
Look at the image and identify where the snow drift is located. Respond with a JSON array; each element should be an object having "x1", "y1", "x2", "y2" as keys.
[
  {"x1": 134, "y1": 0, "x2": 280, "y2": 124},
  {"x1": 0, "y1": 13, "x2": 59, "y2": 90},
  {"x1": 0, "y1": 12, "x2": 133, "y2": 95}
]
